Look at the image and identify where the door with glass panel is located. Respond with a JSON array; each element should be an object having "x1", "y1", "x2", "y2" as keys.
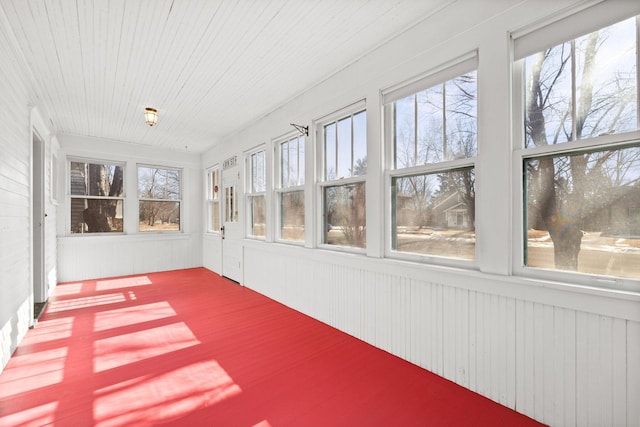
[{"x1": 221, "y1": 165, "x2": 242, "y2": 283}]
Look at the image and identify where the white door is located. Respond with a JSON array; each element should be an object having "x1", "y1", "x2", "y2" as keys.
[
  {"x1": 221, "y1": 166, "x2": 242, "y2": 283},
  {"x1": 32, "y1": 132, "x2": 46, "y2": 316}
]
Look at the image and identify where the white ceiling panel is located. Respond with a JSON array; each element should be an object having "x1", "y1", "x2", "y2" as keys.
[{"x1": 1, "y1": 0, "x2": 455, "y2": 152}]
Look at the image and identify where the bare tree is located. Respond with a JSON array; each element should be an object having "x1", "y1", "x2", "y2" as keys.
[
  {"x1": 82, "y1": 164, "x2": 123, "y2": 232},
  {"x1": 525, "y1": 21, "x2": 637, "y2": 269}
]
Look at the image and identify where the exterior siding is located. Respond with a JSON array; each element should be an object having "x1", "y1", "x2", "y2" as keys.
[{"x1": 0, "y1": 6, "x2": 37, "y2": 370}]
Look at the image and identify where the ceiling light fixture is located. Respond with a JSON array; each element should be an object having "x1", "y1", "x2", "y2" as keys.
[{"x1": 144, "y1": 107, "x2": 158, "y2": 126}]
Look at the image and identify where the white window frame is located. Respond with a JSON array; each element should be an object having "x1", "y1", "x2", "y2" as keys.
[
  {"x1": 137, "y1": 164, "x2": 183, "y2": 233},
  {"x1": 206, "y1": 166, "x2": 221, "y2": 233},
  {"x1": 315, "y1": 100, "x2": 367, "y2": 252},
  {"x1": 274, "y1": 132, "x2": 305, "y2": 244},
  {"x1": 512, "y1": 9, "x2": 640, "y2": 291},
  {"x1": 67, "y1": 157, "x2": 125, "y2": 235},
  {"x1": 382, "y1": 54, "x2": 478, "y2": 268},
  {"x1": 246, "y1": 146, "x2": 267, "y2": 240}
]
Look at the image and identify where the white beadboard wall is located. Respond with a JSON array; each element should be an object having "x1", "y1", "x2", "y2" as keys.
[
  {"x1": 242, "y1": 242, "x2": 640, "y2": 427},
  {"x1": 0, "y1": 4, "x2": 58, "y2": 370},
  {"x1": 202, "y1": 233, "x2": 222, "y2": 273}
]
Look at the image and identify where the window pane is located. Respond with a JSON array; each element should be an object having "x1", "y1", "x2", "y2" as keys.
[
  {"x1": 445, "y1": 72, "x2": 477, "y2": 159},
  {"x1": 289, "y1": 138, "x2": 298, "y2": 186},
  {"x1": 418, "y1": 86, "x2": 445, "y2": 164},
  {"x1": 325, "y1": 123, "x2": 337, "y2": 180},
  {"x1": 211, "y1": 170, "x2": 219, "y2": 200},
  {"x1": 70, "y1": 199, "x2": 123, "y2": 234},
  {"x1": 281, "y1": 140, "x2": 289, "y2": 188},
  {"x1": 298, "y1": 136, "x2": 305, "y2": 185},
  {"x1": 524, "y1": 145, "x2": 640, "y2": 278},
  {"x1": 525, "y1": 18, "x2": 638, "y2": 148},
  {"x1": 280, "y1": 191, "x2": 304, "y2": 241},
  {"x1": 250, "y1": 195, "x2": 266, "y2": 237},
  {"x1": 525, "y1": 43, "x2": 572, "y2": 147},
  {"x1": 337, "y1": 117, "x2": 352, "y2": 179},
  {"x1": 324, "y1": 183, "x2": 366, "y2": 248},
  {"x1": 575, "y1": 18, "x2": 637, "y2": 138},
  {"x1": 392, "y1": 168, "x2": 475, "y2": 260},
  {"x1": 211, "y1": 201, "x2": 220, "y2": 232},
  {"x1": 138, "y1": 166, "x2": 181, "y2": 200},
  {"x1": 251, "y1": 151, "x2": 266, "y2": 193},
  {"x1": 394, "y1": 72, "x2": 477, "y2": 168},
  {"x1": 395, "y1": 95, "x2": 416, "y2": 169},
  {"x1": 139, "y1": 201, "x2": 180, "y2": 231},
  {"x1": 353, "y1": 111, "x2": 367, "y2": 176},
  {"x1": 70, "y1": 162, "x2": 124, "y2": 197}
]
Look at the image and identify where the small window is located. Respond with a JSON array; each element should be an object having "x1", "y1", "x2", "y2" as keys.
[
  {"x1": 520, "y1": 16, "x2": 640, "y2": 281},
  {"x1": 69, "y1": 160, "x2": 124, "y2": 234},
  {"x1": 276, "y1": 135, "x2": 305, "y2": 242},
  {"x1": 247, "y1": 150, "x2": 266, "y2": 238},
  {"x1": 207, "y1": 168, "x2": 221, "y2": 232},
  {"x1": 386, "y1": 64, "x2": 477, "y2": 261},
  {"x1": 137, "y1": 165, "x2": 181, "y2": 232},
  {"x1": 320, "y1": 107, "x2": 367, "y2": 249}
]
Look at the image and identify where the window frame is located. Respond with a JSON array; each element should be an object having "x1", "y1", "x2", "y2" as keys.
[
  {"x1": 382, "y1": 55, "x2": 479, "y2": 267},
  {"x1": 206, "y1": 166, "x2": 221, "y2": 233},
  {"x1": 512, "y1": 13, "x2": 640, "y2": 291},
  {"x1": 67, "y1": 157, "x2": 126, "y2": 235},
  {"x1": 316, "y1": 100, "x2": 368, "y2": 252},
  {"x1": 136, "y1": 164, "x2": 183, "y2": 233},
  {"x1": 274, "y1": 132, "x2": 305, "y2": 244},
  {"x1": 246, "y1": 146, "x2": 267, "y2": 239}
]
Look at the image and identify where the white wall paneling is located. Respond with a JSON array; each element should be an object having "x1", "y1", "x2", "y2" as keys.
[
  {"x1": 243, "y1": 241, "x2": 640, "y2": 427},
  {"x1": 57, "y1": 234, "x2": 201, "y2": 282},
  {"x1": 202, "y1": 233, "x2": 222, "y2": 274}
]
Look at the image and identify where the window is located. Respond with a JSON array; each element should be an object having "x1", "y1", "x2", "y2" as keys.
[
  {"x1": 137, "y1": 165, "x2": 181, "y2": 232},
  {"x1": 519, "y1": 16, "x2": 640, "y2": 280},
  {"x1": 276, "y1": 134, "x2": 305, "y2": 242},
  {"x1": 385, "y1": 59, "x2": 477, "y2": 260},
  {"x1": 207, "y1": 168, "x2": 221, "y2": 232},
  {"x1": 247, "y1": 149, "x2": 266, "y2": 238},
  {"x1": 69, "y1": 160, "x2": 124, "y2": 234},
  {"x1": 320, "y1": 106, "x2": 367, "y2": 249}
]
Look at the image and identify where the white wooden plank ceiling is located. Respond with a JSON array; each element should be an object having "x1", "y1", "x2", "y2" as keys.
[{"x1": 1, "y1": 0, "x2": 454, "y2": 153}]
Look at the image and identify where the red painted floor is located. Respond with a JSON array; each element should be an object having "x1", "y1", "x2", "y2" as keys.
[{"x1": 0, "y1": 268, "x2": 545, "y2": 426}]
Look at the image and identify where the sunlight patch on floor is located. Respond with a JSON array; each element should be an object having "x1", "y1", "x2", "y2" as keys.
[
  {"x1": 96, "y1": 276, "x2": 152, "y2": 291},
  {"x1": 22, "y1": 316, "x2": 74, "y2": 343},
  {"x1": 93, "y1": 322, "x2": 199, "y2": 373},
  {"x1": 46, "y1": 293, "x2": 128, "y2": 313},
  {"x1": 0, "y1": 401, "x2": 58, "y2": 427},
  {"x1": 0, "y1": 347, "x2": 68, "y2": 396},
  {"x1": 93, "y1": 359, "x2": 242, "y2": 427},
  {"x1": 93, "y1": 302, "x2": 176, "y2": 333}
]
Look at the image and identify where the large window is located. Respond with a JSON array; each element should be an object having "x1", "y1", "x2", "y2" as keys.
[
  {"x1": 385, "y1": 59, "x2": 477, "y2": 260},
  {"x1": 137, "y1": 165, "x2": 181, "y2": 232},
  {"x1": 276, "y1": 134, "x2": 305, "y2": 242},
  {"x1": 519, "y1": 16, "x2": 640, "y2": 280},
  {"x1": 69, "y1": 160, "x2": 124, "y2": 234},
  {"x1": 247, "y1": 149, "x2": 266, "y2": 238},
  {"x1": 207, "y1": 168, "x2": 221, "y2": 232},
  {"x1": 320, "y1": 106, "x2": 367, "y2": 249}
]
